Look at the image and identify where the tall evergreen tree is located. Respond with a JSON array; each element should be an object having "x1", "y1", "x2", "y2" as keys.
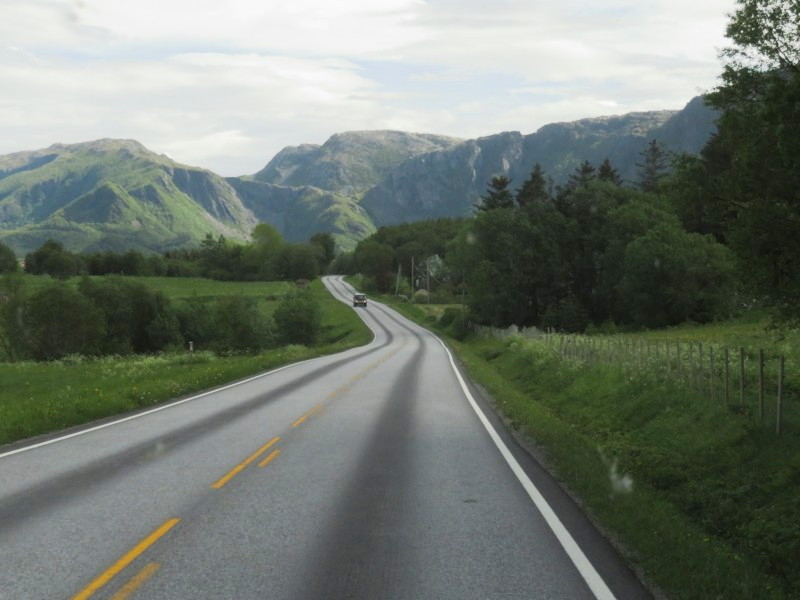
[
  {"x1": 567, "y1": 161, "x2": 596, "y2": 189},
  {"x1": 637, "y1": 139, "x2": 669, "y2": 193},
  {"x1": 597, "y1": 158, "x2": 623, "y2": 186},
  {"x1": 477, "y1": 176, "x2": 515, "y2": 211},
  {"x1": 516, "y1": 163, "x2": 550, "y2": 208}
]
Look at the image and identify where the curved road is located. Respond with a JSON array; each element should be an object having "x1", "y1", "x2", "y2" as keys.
[{"x1": 0, "y1": 276, "x2": 650, "y2": 599}]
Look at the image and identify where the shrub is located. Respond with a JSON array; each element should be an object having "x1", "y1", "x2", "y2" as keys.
[
  {"x1": 273, "y1": 289, "x2": 322, "y2": 345},
  {"x1": 24, "y1": 283, "x2": 105, "y2": 360}
]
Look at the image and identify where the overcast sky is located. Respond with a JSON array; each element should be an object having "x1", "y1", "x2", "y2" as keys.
[{"x1": 1, "y1": 0, "x2": 736, "y2": 176}]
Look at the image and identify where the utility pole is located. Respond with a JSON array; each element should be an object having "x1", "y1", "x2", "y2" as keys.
[
  {"x1": 394, "y1": 264, "x2": 402, "y2": 296},
  {"x1": 411, "y1": 256, "x2": 415, "y2": 303},
  {"x1": 426, "y1": 257, "x2": 430, "y2": 304}
]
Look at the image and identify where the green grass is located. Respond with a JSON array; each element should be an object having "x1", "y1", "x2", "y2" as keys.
[
  {"x1": 365, "y1": 288, "x2": 799, "y2": 599},
  {"x1": 0, "y1": 278, "x2": 371, "y2": 446}
]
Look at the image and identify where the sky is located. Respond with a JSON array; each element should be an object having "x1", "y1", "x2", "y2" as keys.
[{"x1": 0, "y1": 0, "x2": 737, "y2": 176}]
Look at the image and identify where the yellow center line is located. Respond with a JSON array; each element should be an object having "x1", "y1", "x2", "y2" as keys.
[
  {"x1": 258, "y1": 448, "x2": 281, "y2": 468},
  {"x1": 72, "y1": 519, "x2": 179, "y2": 600},
  {"x1": 109, "y1": 562, "x2": 161, "y2": 600},
  {"x1": 211, "y1": 436, "x2": 281, "y2": 489},
  {"x1": 292, "y1": 402, "x2": 324, "y2": 428},
  {"x1": 297, "y1": 341, "x2": 408, "y2": 423}
]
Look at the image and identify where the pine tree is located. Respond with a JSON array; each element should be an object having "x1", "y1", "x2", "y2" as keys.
[
  {"x1": 567, "y1": 161, "x2": 596, "y2": 189},
  {"x1": 597, "y1": 157, "x2": 623, "y2": 186},
  {"x1": 637, "y1": 139, "x2": 669, "y2": 193},
  {"x1": 477, "y1": 176, "x2": 515, "y2": 211},
  {"x1": 516, "y1": 163, "x2": 550, "y2": 208}
]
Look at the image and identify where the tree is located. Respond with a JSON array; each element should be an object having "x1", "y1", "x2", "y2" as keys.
[
  {"x1": 619, "y1": 223, "x2": 736, "y2": 328},
  {"x1": 636, "y1": 139, "x2": 669, "y2": 193},
  {"x1": 354, "y1": 239, "x2": 396, "y2": 292},
  {"x1": 597, "y1": 158, "x2": 623, "y2": 186},
  {"x1": 24, "y1": 240, "x2": 82, "y2": 279},
  {"x1": 273, "y1": 289, "x2": 322, "y2": 345},
  {"x1": 516, "y1": 164, "x2": 550, "y2": 209},
  {"x1": 23, "y1": 283, "x2": 105, "y2": 360},
  {"x1": 702, "y1": 0, "x2": 800, "y2": 322},
  {"x1": 310, "y1": 233, "x2": 336, "y2": 272},
  {"x1": 567, "y1": 161, "x2": 596, "y2": 189},
  {"x1": 0, "y1": 273, "x2": 27, "y2": 360},
  {"x1": 213, "y1": 296, "x2": 274, "y2": 352},
  {"x1": 0, "y1": 242, "x2": 17, "y2": 273},
  {"x1": 477, "y1": 176, "x2": 515, "y2": 211},
  {"x1": 466, "y1": 205, "x2": 563, "y2": 327}
]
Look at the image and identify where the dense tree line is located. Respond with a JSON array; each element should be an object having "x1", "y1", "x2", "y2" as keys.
[
  {"x1": 344, "y1": 156, "x2": 736, "y2": 331},
  {"x1": 0, "y1": 274, "x2": 321, "y2": 361},
  {"x1": 19, "y1": 225, "x2": 335, "y2": 283}
]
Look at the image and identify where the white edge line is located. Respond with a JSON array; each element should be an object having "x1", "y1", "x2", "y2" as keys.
[
  {"x1": 1, "y1": 278, "x2": 376, "y2": 461},
  {"x1": 385, "y1": 305, "x2": 616, "y2": 600},
  {"x1": 0, "y1": 358, "x2": 316, "y2": 460}
]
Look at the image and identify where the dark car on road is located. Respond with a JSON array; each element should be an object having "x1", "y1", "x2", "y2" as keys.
[{"x1": 353, "y1": 293, "x2": 367, "y2": 307}]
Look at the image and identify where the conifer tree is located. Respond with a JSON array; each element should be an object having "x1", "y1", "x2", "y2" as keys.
[
  {"x1": 597, "y1": 157, "x2": 623, "y2": 186},
  {"x1": 477, "y1": 176, "x2": 515, "y2": 211},
  {"x1": 567, "y1": 161, "x2": 596, "y2": 189},
  {"x1": 637, "y1": 139, "x2": 669, "y2": 193},
  {"x1": 516, "y1": 163, "x2": 550, "y2": 208}
]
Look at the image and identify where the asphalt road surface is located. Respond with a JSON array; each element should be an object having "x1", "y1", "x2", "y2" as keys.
[{"x1": 0, "y1": 276, "x2": 651, "y2": 599}]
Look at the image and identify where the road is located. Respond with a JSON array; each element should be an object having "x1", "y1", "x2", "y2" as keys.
[{"x1": 0, "y1": 276, "x2": 650, "y2": 599}]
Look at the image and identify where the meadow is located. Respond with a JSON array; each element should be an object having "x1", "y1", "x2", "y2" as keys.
[{"x1": 0, "y1": 278, "x2": 371, "y2": 446}]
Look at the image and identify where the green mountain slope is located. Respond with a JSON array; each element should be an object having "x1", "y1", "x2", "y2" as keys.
[
  {"x1": 227, "y1": 179, "x2": 375, "y2": 251},
  {"x1": 0, "y1": 139, "x2": 257, "y2": 254}
]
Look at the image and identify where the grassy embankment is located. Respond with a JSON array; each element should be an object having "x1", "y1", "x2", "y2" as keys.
[
  {"x1": 0, "y1": 277, "x2": 371, "y2": 446},
  {"x1": 353, "y1": 277, "x2": 799, "y2": 600}
]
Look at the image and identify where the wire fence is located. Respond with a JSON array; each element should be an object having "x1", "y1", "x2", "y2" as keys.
[{"x1": 474, "y1": 324, "x2": 794, "y2": 436}]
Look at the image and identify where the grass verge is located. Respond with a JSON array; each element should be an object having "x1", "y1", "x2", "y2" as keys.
[
  {"x1": 0, "y1": 279, "x2": 371, "y2": 446},
  {"x1": 361, "y1": 284, "x2": 797, "y2": 600}
]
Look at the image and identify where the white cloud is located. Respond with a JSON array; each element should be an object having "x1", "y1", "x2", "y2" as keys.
[{"x1": 0, "y1": 0, "x2": 738, "y2": 175}]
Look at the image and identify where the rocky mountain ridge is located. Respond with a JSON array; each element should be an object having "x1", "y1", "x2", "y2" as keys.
[{"x1": 0, "y1": 97, "x2": 718, "y2": 254}]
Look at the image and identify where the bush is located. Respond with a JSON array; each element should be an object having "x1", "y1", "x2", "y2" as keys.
[
  {"x1": 24, "y1": 283, "x2": 105, "y2": 360},
  {"x1": 213, "y1": 296, "x2": 274, "y2": 352},
  {"x1": 0, "y1": 241, "x2": 17, "y2": 273},
  {"x1": 438, "y1": 307, "x2": 461, "y2": 327},
  {"x1": 273, "y1": 289, "x2": 322, "y2": 345}
]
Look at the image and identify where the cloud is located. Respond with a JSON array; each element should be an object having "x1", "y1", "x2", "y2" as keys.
[{"x1": 0, "y1": 0, "x2": 738, "y2": 175}]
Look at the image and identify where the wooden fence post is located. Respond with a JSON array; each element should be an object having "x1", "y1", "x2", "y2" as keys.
[
  {"x1": 724, "y1": 348, "x2": 730, "y2": 406},
  {"x1": 776, "y1": 356, "x2": 784, "y2": 435},
  {"x1": 698, "y1": 343, "x2": 704, "y2": 392},
  {"x1": 759, "y1": 349, "x2": 765, "y2": 421},
  {"x1": 739, "y1": 347, "x2": 745, "y2": 410},
  {"x1": 709, "y1": 346, "x2": 715, "y2": 402}
]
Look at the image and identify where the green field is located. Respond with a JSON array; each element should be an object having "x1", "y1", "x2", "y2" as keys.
[
  {"x1": 0, "y1": 278, "x2": 371, "y2": 446},
  {"x1": 363, "y1": 285, "x2": 799, "y2": 600}
]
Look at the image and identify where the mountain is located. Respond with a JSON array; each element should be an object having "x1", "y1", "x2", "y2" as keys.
[
  {"x1": 0, "y1": 139, "x2": 258, "y2": 254},
  {"x1": 360, "y1": 97, "x2": 718, "y2": 225},
  {"x1": 251, "y1": 131, "x2": 463, "y2": 196},
  {"x1": 227, "y1": 178, "x2": 376, "y2": 245},
  {"x1": 0, "y1": 97, "x2": 718, "y2": 255}
]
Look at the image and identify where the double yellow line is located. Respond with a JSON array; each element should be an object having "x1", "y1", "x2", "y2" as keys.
[
  {"x1": 73, "y1": 342, "x2": 408, "y2": 598},
  {"x1": 73, "y1": 519, "x2": 178, "y2": 600},
  {"x1": 211, "y1": 436, "x2": 281, "y2": 489}
]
